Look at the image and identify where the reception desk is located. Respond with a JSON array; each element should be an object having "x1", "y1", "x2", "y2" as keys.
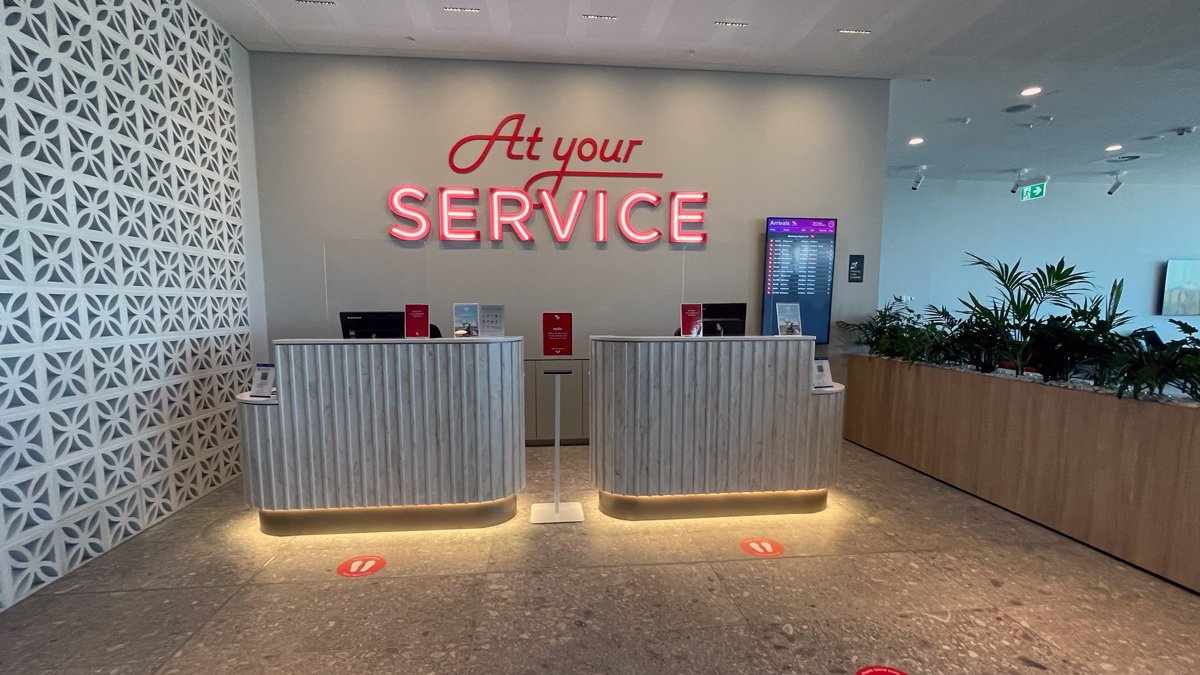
[
  {"x1": 590, "y1": 336, "x2": 843, "y2": 519},
  {"x1": 238, "y1": 337, "x2": 525, "y2": 534}
]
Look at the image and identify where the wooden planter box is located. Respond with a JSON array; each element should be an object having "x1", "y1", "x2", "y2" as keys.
[{"x1": 845, "y1": 354, "x2": 1200, "y2": 592}]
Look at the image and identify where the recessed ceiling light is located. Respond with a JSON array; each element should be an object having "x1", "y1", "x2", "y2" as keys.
[
  {"x1": 908, "y1": 137, "x2": 924, "y2": 146},
  {"x1": 442, "y1": 6, "x2": 481, "y2": 13},
  {"x1": 582, "y1": 14, "x2": 618, "y2": 20},
  {"x1": 1105, "y1": 144, "x2": 1123, "y2": 152},
  {"x1": 1020, "y1": 86, "x2": 1043, "y2": 97},
  {"x1": 837, "y1": 29, "x2": 872, "y2": 35},
  {"x1": 714, "y1": 21, "x2": 749, "y2": 27}
]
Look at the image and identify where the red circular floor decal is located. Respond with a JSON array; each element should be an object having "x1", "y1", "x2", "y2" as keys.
[
  {"x1": 336, "y1": 556, "x2": 386, "y2": 577},
  {"x1": 856, "y1": 667, "x2": 910, "y2": 675},
  {"x1": 740, "y1": 538, "x2": 785, "y2": 558}
]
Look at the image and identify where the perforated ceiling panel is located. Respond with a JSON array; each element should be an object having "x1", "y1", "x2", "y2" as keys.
[{"x1": 0, "y1": 0, "x2": 251, "y2": 610}]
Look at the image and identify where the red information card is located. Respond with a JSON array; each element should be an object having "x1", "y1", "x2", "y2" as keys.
[
  {"x1": 404, "y1": 304, "x2": 430, "y2": 338},
  {"x1": 681, "y1": 303, "x2": 703, "y2": 337},
  {"x1": 542, "y1": 312, "x2": 573, "y2": 356}
]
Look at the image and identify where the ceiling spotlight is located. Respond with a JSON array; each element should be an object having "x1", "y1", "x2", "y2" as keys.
[
  {"x1": 1107, "y1": 172, "x2": 1126, "y2": 195},
  {"x1": 1105, "y1": 144, "x2": 1123, "y2": 152},
  {"x1": 1010, "y1": 169, "x2": 1029, "y2": 194},
  {"x1": 442, "y1": 6, "x2": 481, "y2": 13},
  {"x1": 908, "y1": 137, "x2": 924, "y2": 146},
  {"x1": 912, "y1": 165, "x2": 927, "y2": 191},
  {"x1": 838, "y1": 28, "x2": 872, "y2": 35},
  {"x1": 714, "y1": 21, "x2": 749, "y2": 27},
  {"x1": 1020, "y1": 86, "x2": 1043, "y2": 97},
  {"x1": 582, "y1": 14, "x2": 618, "y2": 20}
]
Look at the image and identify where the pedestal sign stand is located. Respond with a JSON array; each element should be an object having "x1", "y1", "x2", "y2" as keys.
[{"x1": 530, "y1": 368, "x2": 585, "y2": 523}]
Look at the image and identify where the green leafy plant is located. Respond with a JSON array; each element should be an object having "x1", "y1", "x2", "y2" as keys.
[
  {"x1": 1026, "y1": 279, "x2": 1133, "y2": 383},
  {"x1": 844, "y1": 255, "x2": 1197, "y2": 403},
  {"x1": 1169, "y1": 320, "x2": 1200, "y2": 399},
  {"x1": 1067, "y1": 280, "x2": 1134, "y2": 387},
  {"x1": 1113, "y1": 329, "x2": 1185, "y2": 399},
  {"x1": 960, "y1": 254, "x2": 1092, "y2": 376},
  {"x1": 838, "y1": 298, "x2": 934, "y2": 362}
]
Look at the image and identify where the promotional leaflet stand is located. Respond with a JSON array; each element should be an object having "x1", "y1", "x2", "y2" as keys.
[{"x1": 530, "y1": 368, "x2": 585, "y2": 523}]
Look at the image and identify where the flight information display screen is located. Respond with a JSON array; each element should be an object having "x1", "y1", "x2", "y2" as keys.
[{"x1": 761, "y1": 217, "x2": 837, "y2": 343}]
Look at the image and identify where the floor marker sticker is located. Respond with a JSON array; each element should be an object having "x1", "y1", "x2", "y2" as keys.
[
  {"x1": 336, "y1": 555, "x2": 387, "y2": 577},
  {"x1": 740, "y1": 538, "x2": 785, "y2": 558}
]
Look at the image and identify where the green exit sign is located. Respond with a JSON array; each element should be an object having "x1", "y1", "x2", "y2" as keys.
[{"x1": 1019, "y1": 182, "x2": 1047, "y2": 201}]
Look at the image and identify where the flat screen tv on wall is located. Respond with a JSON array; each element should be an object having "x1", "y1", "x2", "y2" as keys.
[
  {"x1": 761, "y1": 218, "x2": 837, "y2": 343},
  {"x1": 1163, "y1": 260, "x2": 1200, "y2": 316}
]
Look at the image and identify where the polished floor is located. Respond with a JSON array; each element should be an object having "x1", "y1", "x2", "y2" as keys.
[{"x1": 2, "y1": 442, "x2": 1199, "y2": 674}]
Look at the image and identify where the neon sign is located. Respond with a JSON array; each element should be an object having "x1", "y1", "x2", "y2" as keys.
[{"x1": 387, "y1": 113, "x2": 708, "y2": 245}]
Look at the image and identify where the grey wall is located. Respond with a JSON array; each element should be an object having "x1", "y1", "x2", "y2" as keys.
[
  {"x1": 230, "y1": 42, "x2": 269, "y2": 362},
  {"x1": 880, "y1": 178, "x2": 1200, "y2": 338},
  {"x1": 1, "y1": 0, "x2": 251, "y2": 610},
  {"x1": 248, "y1": 54, "x2": 888, "y2": 365}
]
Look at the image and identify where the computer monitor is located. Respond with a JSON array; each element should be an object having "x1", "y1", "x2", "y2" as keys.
[
  {"x1": 339, "y1": 311, "x2": 406, "y2": 339},
  {"x1": 700, "y1": 303, "x2": 747, "y2": 336}
]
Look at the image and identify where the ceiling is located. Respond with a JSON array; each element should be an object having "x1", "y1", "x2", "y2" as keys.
[{"x1": 194, "y1": 0, "x2": 1200, "y2": 185}]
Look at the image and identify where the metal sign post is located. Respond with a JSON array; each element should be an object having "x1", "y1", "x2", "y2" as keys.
[{"x1": 530, "y1": 368, "x2": 584, "y2": 523}]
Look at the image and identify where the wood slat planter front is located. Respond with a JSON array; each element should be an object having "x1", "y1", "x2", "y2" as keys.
[{"x1": 845, "y1": 354, "x2": 1200, "y2": 592}]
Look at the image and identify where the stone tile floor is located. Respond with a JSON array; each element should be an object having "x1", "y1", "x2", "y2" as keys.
[{"x1": 2, "y1": 441, "x2": 1199, "y2": 674}]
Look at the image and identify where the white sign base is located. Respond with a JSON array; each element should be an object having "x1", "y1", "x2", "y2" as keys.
[{"x1": 530, "y1": 501, "x2": 585, "y2": 524}]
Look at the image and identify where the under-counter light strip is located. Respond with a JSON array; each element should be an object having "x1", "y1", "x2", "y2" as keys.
[
  {"x1": 838, "y1": 28, "x2": 872, "y2": 35},
  {"x1": 295, "y1": 0, "x2": 336, "y2": 5},
  {"x1": 582, "y1": 14, "x2": 618, "y2": 20},
  {"x1": 714, "y1": 21, "x2": 749, "y2": 27},
  {"x1": 443, "y1": 6, "x2": 482, "y2": 12}
]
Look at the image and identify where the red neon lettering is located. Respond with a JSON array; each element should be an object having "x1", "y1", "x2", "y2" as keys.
[
  {"x1": 387, "y1": 185, "x2": 431, "y2": 241},
  {"x1": 617, "y1": 190, "x2": 662, "y2": 244},
  {"x1": 577, "y1": 138, "x2": 598, "y2": 162},
  {"x1": 669, "y1": 191, "x2": 708, "y2": 244},
  {"x1": 594, "y1": 190, "x2": 609, "y2": 243},
  {"x1": 438, "y1": 187, "x2": 480, "y2": 241},
  {"x1": 538, "y1": 188, "x2": 587, "y2": 243},
  {"x1": 448, "y1": 113, "x2": 530, "y2": 174},
  {"x1": 489, "y1": 188, "x2": 535, "y2": 241}
]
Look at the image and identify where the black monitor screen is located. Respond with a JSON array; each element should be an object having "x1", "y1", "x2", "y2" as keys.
[
  {"x1": 701, "y1": 303, "x2": 747, "y2": 336},
  {"x1": 339, "y1": 311, "x2": 406, "y2": 339},
  {"x1": 761, "y1": 217, "x2": 836, "y2": 343}
]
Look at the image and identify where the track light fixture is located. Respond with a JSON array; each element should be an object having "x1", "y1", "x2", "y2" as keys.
[
  {"x1": 1010, "y1": 169, "x2": 1029, "y2": 194},
  {"x1": 1107, "y1": 172, "x2": 1126, "y2": 195},
  {"x1": 912, "y1": 165, "x2": 927, "y2": 191}
]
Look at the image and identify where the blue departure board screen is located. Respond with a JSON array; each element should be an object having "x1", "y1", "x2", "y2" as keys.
[{"x1": 761, "y1": 217, "x2": 837, "y2": 343}]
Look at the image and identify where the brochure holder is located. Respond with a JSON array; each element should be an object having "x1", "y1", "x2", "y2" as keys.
[{"x1": 530, "y1": 368, "x2": 585, "y2": 523}]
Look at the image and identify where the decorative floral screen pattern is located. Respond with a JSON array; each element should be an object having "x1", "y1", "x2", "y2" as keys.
[{"x1": 0, "y1": 0, "x2": 250, "y2": 610}]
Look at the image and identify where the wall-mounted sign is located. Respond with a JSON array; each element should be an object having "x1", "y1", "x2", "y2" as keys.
[
  {"x1": 542, "y1": 312, "x2": 573, "y2": 356},
  {"x1": 387, "y1": 113, "x2": 709, "y2": 246},
  {"x1": 848, "y1": 254, "x2": 865, "y2": 283}
]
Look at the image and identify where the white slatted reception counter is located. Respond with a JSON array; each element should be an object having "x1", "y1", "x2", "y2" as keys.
[
  {"x1": 590, "y1": 336, "x2": 843, "y2": 519},
  {"x1": 238, "y1": 337, "x2": 525, "y2": 534}
]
